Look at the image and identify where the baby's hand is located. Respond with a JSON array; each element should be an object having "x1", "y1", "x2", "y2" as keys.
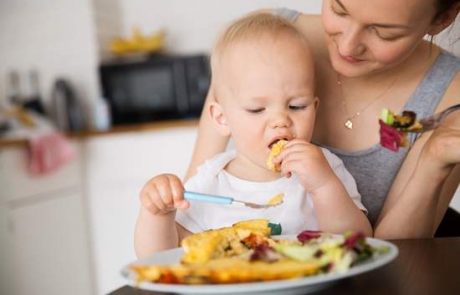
[
  {"x1": 139, "y1": 174, "x2": 189, "y2": 215},
  {"x1": 274, "y1": 139, "x2": 337, "y2": 192}
]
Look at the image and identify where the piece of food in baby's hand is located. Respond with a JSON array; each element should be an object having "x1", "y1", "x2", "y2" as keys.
[
  {"x1": 267, "y1": 140, "x2": 287, "y2": 172},
  {"x1": 379, "y1": 108, "x2": 422, "y2": 152}
]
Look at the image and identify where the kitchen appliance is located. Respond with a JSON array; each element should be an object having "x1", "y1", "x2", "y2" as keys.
[
  {"x1": 99, "y1": 54, "x2": 210, "y2": 125},
  {"x1": 50, "y1": 78, "x2": 86, "y2": 131}
]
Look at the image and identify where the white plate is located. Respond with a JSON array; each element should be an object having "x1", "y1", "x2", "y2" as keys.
[{"x1": 121, "y1": 236, "x2": 398, "y2": 295}]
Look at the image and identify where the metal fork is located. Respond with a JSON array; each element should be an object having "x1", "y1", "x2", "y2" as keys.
[
  {"x1": 184, "y1": 191, "x2": 282, "y2": 209},
  {"x1": 412, "y1": 103, "x2": 460, "y2": 133}
]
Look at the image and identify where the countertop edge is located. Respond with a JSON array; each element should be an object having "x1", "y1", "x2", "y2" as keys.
[{"x1": 0, "y1": 119, "x2": 199, "y2": 149}]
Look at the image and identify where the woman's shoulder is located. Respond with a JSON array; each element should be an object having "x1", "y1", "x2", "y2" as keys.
[
  {"x1": 271, "y1": 8, "x2": 328, "y2": 60},
  {"x1": 294, "y1": 13, "x2": 328, "y2": 56},
  {"x1": 434, "y1": 50, "x2": 460, "y2": 111},
  {"x1": 439, "y1": 72, "x2": 460, "y2": 110}
]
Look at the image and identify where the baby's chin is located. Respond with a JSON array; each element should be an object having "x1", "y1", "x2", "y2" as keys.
[{"x1": 226, "y1": 157, "x2": 281, "y2": 182}]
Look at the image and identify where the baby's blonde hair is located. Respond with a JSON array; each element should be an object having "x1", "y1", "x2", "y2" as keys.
[{"x1": 211, "y1": 12, "x2": 310, "y2": 78}]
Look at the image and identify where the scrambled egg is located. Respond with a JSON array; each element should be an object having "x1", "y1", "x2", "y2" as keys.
[{"x1": 267, "y1": 193, "x2": 284, "y2": 206}]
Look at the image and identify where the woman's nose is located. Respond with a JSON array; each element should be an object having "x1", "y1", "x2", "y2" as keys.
[{"x1": 338, "y1": 25, "x2": 366, "y2": 57}]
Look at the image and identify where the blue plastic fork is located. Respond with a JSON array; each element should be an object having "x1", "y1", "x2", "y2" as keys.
[{"x1": 184, "y1": 191, "x2": 279, "y2": 209}]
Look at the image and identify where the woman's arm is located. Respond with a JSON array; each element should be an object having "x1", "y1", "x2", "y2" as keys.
[
  {"x1": 375, "y1": 78, "x2": 460, "y2": 239},
  {"x1": 185, "y1": 87, "x2": 229, "y2": 181}
]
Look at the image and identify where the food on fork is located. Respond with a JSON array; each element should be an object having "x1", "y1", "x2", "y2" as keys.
[
  {"x1": 379, "y1": 109, "x2": 422, "y2": 152},
  {"x1": 267, "y1": 193, "x2": 284, "y2": 206},
  {"x1": 130, "y1": 220, "x2": 383, "y2": 285},
  {"x1": 267, "y1": 140, "x2": 288, "y2": 172}
]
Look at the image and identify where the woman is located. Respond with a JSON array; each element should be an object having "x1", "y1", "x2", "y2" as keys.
[{"x1": 186, "y1": 0, "x2": 460, "y2": 239}]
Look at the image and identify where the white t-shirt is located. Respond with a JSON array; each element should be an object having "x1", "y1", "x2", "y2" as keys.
[{"x1": 176, "y1": 148, "x2": 366, "y2": 235}]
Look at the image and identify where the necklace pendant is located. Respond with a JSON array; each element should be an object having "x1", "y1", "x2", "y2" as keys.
[{"x1": 345, "y1": 119, "x2": 353, "y2": 129}]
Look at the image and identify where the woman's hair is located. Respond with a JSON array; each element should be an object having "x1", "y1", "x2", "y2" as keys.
[
  {"x1": 435, "y1": 0, "x2": 460, "y2": 19},
  {"x1": 211, "y1": 12, "x2": 309, "y2": 70}
]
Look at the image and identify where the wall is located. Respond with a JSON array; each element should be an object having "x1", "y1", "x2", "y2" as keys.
[
  {"x1": 93, "y1": 0, "x2": 124, "y2": 61},
  {"x1": 113, "y1": 0, "x2": 460, "y2": 55},
  {"x1": 0, "y1": 0, "x2": 100, "y2": 124},
  {"x1": 111, "y1": 0, "x2": 322, "y2": 55}
]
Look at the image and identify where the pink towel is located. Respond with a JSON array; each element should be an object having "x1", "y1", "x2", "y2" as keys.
[{"x1": 27, "y1": 132, "x2": 75, "y2": 175}]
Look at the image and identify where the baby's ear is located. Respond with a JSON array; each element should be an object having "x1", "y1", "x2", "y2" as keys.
[
  {"x1": 313, "y1": 97, "x2": 319, "y2": 110},
  {"x1": 209, "y1": 101, "x2": 231, "y2": 136}
]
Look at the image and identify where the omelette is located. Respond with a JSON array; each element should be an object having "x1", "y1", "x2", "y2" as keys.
[{"x1": 131, "y1": 220, "x2": 377, "y2": 285}]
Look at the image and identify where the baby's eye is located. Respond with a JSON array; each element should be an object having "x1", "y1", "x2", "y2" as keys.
[
  {"x1": 246, "y1": 108, "x2": 265, "y2": 114},
  {"x1": 289, "y1": 105, "x2": 307, "y2": 111}
]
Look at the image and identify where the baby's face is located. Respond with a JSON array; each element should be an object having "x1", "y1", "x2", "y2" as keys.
[{"x1": 214, "y1": 33, "x2": 317, "y2": 174}]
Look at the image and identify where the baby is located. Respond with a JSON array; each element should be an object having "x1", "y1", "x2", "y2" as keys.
[{"x1": 135, "y1": 13, "x2": 371, "y2": 258}]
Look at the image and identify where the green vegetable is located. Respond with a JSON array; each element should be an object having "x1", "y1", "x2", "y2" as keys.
[
  {"x1": 268, "y1": 223, "x2": 282, "y2": 235},
  {"x1": 275, "y1": 244, "x2": 318, "y2": 262},
  {"x1": 380, "y1": 108, "x2": 394, "y2": 125}
]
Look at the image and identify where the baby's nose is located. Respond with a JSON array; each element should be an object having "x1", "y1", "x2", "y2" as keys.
[{"x1": 270, "y1": 112, "x2": 292, "y2": 128}]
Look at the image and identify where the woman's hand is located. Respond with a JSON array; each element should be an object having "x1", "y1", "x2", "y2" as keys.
[
  {"x1": 375, "y1": 109, "x2": 460, "y2": 239},
  {"x1": 139, "y1": 174, "x2": 189, "y2": 216},
  {"x1": 274, "y1": 139, "x2": 337, "y2": 193},
  {"x1": 420, "y1": 111, "x2": 460, "y2": 171}
]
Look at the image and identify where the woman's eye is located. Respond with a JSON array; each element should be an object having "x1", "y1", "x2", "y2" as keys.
[
  {"x1": 289, "y1": 105, "x2": 307, "y2": 111},
  {"x1": 331, "y1": 4, "x2": 347, "y2": 16},
  {"x1": 246, "y1": 108, "x2": 265, "y2": 114},
  {"x1": 371, "y1": 27, "x2": 401, "y2": 41}
]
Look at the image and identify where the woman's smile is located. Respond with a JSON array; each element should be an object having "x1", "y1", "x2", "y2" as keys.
[{"x1": 339, "y1": 53, "x2": 365, "y2": 64}]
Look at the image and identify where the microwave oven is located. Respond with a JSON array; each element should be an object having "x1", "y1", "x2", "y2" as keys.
[{"x1": 99, "y1": 54, "x2": 210, "y2": 125}]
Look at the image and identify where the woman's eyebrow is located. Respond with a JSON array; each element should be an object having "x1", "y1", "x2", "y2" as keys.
[{"x1": 335, "y1": 0, "x2": 411, "y2": 30}]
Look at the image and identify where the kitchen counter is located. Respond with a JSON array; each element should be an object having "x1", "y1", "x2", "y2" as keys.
[{"x1": 0, "y1": 119, "x2": 199, "y2": 149}]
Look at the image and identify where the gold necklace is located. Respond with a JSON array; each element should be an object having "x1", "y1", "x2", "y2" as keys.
[{"x1": 337, "y1": 74, "x2": 399, "y2": 129}]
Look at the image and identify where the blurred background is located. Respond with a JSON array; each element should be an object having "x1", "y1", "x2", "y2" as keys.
[{"x1": 0, "y1": 1, "x2": 459, "y2": 294}]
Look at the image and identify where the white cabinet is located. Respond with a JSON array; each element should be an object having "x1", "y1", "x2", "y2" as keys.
[
  {"x1": 83, "y1": 126, "x2": 197, "y2": 294},
  {"x1": 0, "y1": 144, "x2": 94, "y2": 295},
  {"x1": 2, "y1": 192, "x2": 93, "y2": 295}
]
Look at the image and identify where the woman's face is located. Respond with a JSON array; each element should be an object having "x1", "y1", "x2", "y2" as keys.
[{"x1": 321, "y1": 0, "x2": 439, "y2": 77}]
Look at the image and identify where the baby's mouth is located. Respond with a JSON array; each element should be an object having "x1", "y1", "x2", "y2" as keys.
[{"x1": 268, "y1": 138, "x2": 289, "y2": 149}]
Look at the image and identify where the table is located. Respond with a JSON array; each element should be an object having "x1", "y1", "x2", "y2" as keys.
[{"x1": 108, "y1": 238, "x2": 460, "y2": 295}]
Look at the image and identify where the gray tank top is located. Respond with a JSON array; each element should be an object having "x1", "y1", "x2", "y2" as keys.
[{"x1": 274, "y1": 8, "x2": 460, "y2": 224}]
